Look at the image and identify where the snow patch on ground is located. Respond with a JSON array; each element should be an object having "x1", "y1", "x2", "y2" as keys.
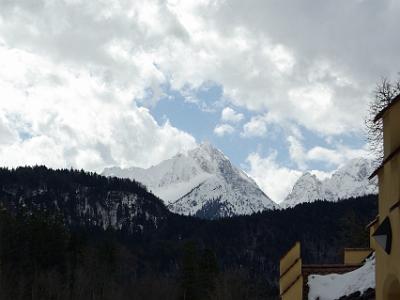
[{"x1": 308, "y1": 254, "x2": 375, "y2": 300}]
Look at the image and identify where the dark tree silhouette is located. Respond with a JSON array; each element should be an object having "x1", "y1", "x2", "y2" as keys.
[
  {"x1": 366, "y1": 77, "x2": 400, "y2": 164},
  {"x1": 0, "y1": 166, "x2": 378, "y2": 300},
  {"x1": 198, "y1": 248, "x2": 219, "y2": 299},
  {"x1": 180, "y1": 241, "x2": 199, "y2": 300}
]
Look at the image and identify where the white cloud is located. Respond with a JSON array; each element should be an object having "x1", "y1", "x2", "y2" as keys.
[
  {"x1": 287, "y1": 135, "x2": 307, "y2": 170},
  {"x1": 214, "y1": 124, "x2": 235, "y2": 136},
  {"x1": 157, "y1": 0, "x2": 385, "y2": 137},
  {"x1": 310, "y1": 170, "x2": 333, "y2": 181},
  {"x1": 263, "y1": 44, "x2": 295, "y2": 74},
  {"x1": 286, "y1": 135, "x2": 372, "y2": 169},
  {"x1": 215, "y1": 107, "x2": 243, "y2": 137},
  {"x1": 0, "y1": 46, "x2": 196, "y2": 171},
  {"x1": 286, "y1": 84, "x2": 354, "y2": 135},
  {"x1": 0, "y1": 0, "x2": 394, "y2": 171},
  {"x1": 245, "y1": 145, "x2": 367, "y2": 204},
  {"x1": 307, "y1": 145, "x2": 371, "y2": 167},
  {"x1": 246, "y1": 152, "x2": 303, "y2": 203},
  {"x1": 0, "y1": 1, "x2": 391, "y2": 134},
  {"x1": 0, "y1": 115, "x2": 17, "y2": 145},
  {"x1": 221, "y1": 107, "x2": 244, "y2": 123},
  {"x1": 241, "y1": 115, "x2": 268, "y2": 137},
  {"x1": 306, "y1": 147, "x2": 343, "y2": 166}
]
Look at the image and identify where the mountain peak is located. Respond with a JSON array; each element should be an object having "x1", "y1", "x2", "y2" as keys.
[
  {"x1": 334, "y1": 157, "x2": 375, "y2": 180},
  {"x1": 282, "y1": 172, "x2": 323, "y2": 208},
  {"x1": 299, "y1": 172, "x2": 318, "y2": 181},
  {"x1": 281, "y1": 158, "x2": 378, "y2": 208},
  {"x1": 199, "y1": 141, "x2": 214, "y2": 150},
  {"x1": 102, "y1": 143, "x2": 278, "y2": 219},
  {"x1": 195, "y1": 142, "x2": 227, "y2": 159}
]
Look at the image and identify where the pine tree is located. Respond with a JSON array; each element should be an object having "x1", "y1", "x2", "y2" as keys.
[
  {"x1": 198, "y1": 248, "x2": 218, "y2": 299},
  {"x1": 180, "y1": 241, "x2": 199, "y2": 300}
]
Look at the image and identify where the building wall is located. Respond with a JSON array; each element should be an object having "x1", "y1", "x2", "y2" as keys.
[
  {"x1": 280, "y1": 242, "x2": 300, "y2": 276},
  {"x1": 376, "y1": 100, "x2": 400, "y2": 300},
  {"x1": 280, "y1": 258, "x2": 302, "y2": 295},
  {"x1": 344, "y1": 249, "x2": 372, "y2": 265},
  {"x1": 280, "y1": 242, "x2": 303, "y2": 300},
  {"x1": 281, "y1": 277, "x2": 303, "y2": 300},
  {"x1": 383, "y1": 101, "x2": 400, "y2": 159},
  {"x1": 369, "y1": 221, "x2": 379, "y2": 251}
]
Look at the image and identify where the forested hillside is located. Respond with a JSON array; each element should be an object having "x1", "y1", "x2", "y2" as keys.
[{"x1": 0, "y1": 167, "x2": 378, "y2": 300}]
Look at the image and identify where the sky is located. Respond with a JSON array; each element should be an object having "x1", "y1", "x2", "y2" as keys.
[{"x1": 0, "y1": 0, "x2": 399, "y2": 203}]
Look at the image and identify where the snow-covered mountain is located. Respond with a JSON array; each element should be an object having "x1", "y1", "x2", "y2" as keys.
[
  {"x1": 281, "y1": 158, "x2": 378, "y2": 208},
  {"x1": 103, "y1": 143, "x2": 278, "y2": 219}
]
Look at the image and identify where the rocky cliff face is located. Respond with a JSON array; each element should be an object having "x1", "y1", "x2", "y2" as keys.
[{"x1": 0, "y1": 167, "x2": 169, "y2": 233}]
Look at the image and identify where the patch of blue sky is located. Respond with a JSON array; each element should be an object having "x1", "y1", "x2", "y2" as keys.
[
  {"x1": 147, "y1": 83, "x2": 283, "y2": 167},
  {"x1": 329, "y1": 132, "x2": 367, "y2": 149},
  {"x1": 297, "y1": 125, "x2": 367, "y2": 171},
  {"x1": 150, "y1": 83, "x2": 220, "y2": 139},
  {"x1": 18, "y1": 131, "x2": 33, "y2": 141},
  {"x1": 145, "y1": 82, "x2": 368, "y2": 173},
  {"x1": 300, "y1": 125, "x2": 367, "y2": 150}
]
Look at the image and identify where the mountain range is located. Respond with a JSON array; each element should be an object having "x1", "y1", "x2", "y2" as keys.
[
  {"x1": 103, "y1": 144, "x2": 378, "y2": 217},
  {"x1": 103, "y1": 143, "x2": 278, "y2": 219},
  {"x1": 281, "y1": 158, "x2": 378, "y2": 208}
]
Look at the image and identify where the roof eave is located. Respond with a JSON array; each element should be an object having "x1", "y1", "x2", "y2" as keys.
[
  {"x1": 369, "y1": 145, "x2": 400, "y2": 179},
  {"x1": 373, "y1": 94, "x2": 400, "y2": 123}
]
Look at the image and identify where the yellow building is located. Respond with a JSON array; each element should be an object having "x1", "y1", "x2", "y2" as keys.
[
  {"x1": 279, "y1": 242, "x2": 370, "y2": 299},
  {"x1": 280, "y1": 95, "x2": 400, "y2": 299},
  {"x1": 370, "y1": 95, "x2": 400, "y2": 300},
  {"x1": 279, "y1": 242, "x2": 303, "y2": 300}
]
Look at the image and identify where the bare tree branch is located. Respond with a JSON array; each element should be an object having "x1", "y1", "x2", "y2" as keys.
[{"x1": 365, "y1": 77, "x2": 400, "y2": 165}]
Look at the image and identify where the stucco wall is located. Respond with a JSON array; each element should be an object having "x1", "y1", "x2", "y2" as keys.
[
  {"x1": 344, "y1": 249, "x2": 372, "y2": 265},
  {"x1": 376, "y1": 100, "x2": 400, "y2": 300},
  {"x1": 280, "y1": 242, "x2": 302, "y2": 299},
  {"x1": 281, "y1": 276, "x2": 303, "y2": 300}
]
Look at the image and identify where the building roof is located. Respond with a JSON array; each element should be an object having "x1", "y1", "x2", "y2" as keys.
[
  {"x1": 366, "y1": 215, "x2": 379, "y2": 229},
  {"x1": 390, "y1": 200, "x2": 400, "y2": 212},
  {"x1": 373, "y1": 93, "x2": 400, "y2": 122},
  {"x1": 343, "y1": 248, "x2": 372, "y2": 252},
  {"x1": 302, "y1": 264, "x2": 363, "y2": 272},
  {"x1": 369, "y1": 145, "x2": 400, "y2": 179}
]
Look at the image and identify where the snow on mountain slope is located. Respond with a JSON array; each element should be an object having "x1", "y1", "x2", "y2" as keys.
[
  {"x1": 281, "y1": 158, "x2": 378, "y2": 208},
  {"x1": 103, "y1": 143, "x2": 278, "y2": 218},
  {"x1": 103, "y1": 153, "x2": 212, "y2": 204},
  {"x1": 281, "y1": 172, "x2": 323, "y2": 208}
]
